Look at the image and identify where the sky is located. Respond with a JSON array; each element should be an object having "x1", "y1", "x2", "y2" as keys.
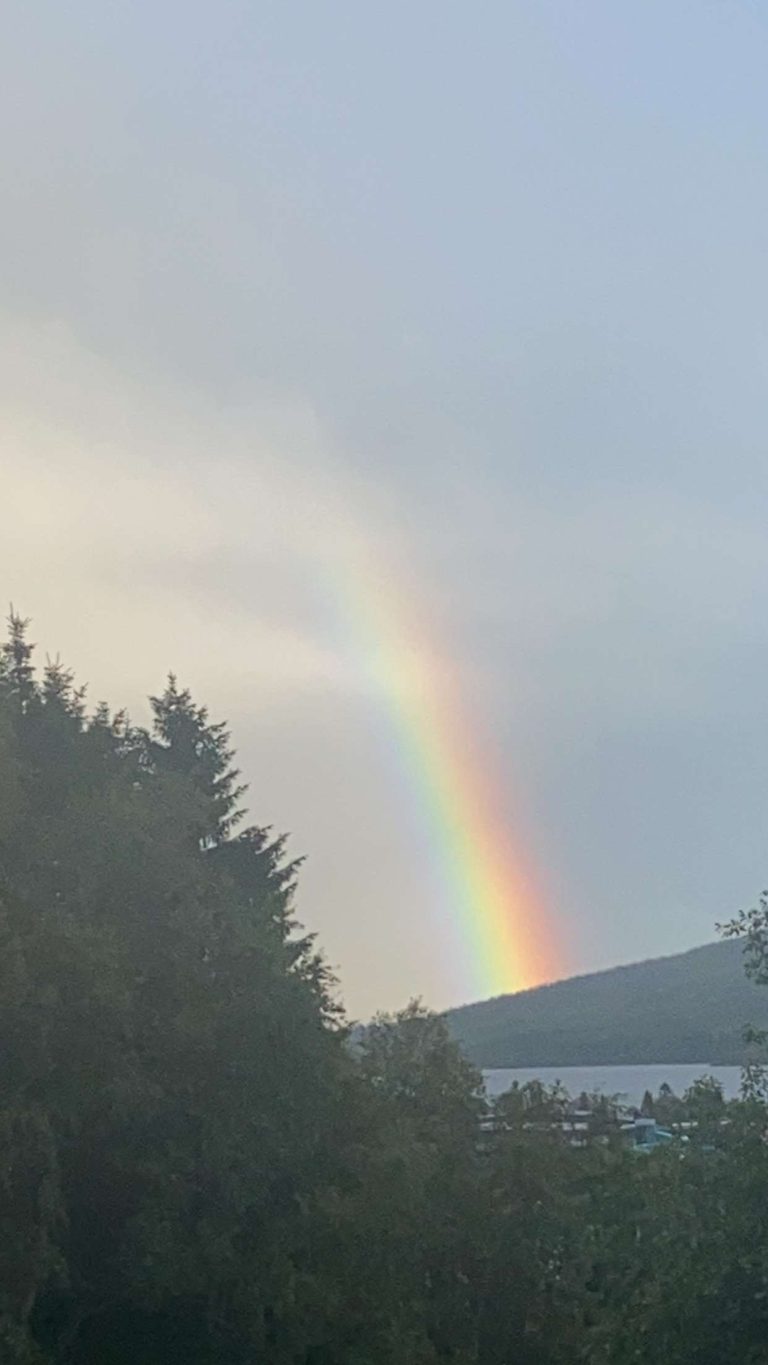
[{"x1": 3, "y1": 0, "x2": 768, "y2": 1015}]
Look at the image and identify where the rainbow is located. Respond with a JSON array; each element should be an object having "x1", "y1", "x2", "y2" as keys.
[{"x1": 329, "y1": 549, "x2": 565, "y2": 1000}]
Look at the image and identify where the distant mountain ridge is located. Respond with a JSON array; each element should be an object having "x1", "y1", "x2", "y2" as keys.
[{"x1": 444, "y1": 941, "x2": 768, "y2": 1068}]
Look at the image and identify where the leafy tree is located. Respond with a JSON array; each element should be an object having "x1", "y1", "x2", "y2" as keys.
[
  {"x1": 682, "y1": 1075, "x2": 725, "y2": 1138},
  {"x1": 493, "y1": 1078, "x2": 568, "y2": 1135},
  {"x1": 652, "y1": 1081, "x2": 685, "y2": 1128}
]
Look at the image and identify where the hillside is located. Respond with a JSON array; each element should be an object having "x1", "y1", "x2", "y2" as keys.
[{"x1": 444, "y1": 940, "x2": 768, "y2": 1067}]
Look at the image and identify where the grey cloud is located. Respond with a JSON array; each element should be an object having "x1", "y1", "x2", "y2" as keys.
[{"x1": 3, "y1": 0, "x2": 768, "y2": 1010}]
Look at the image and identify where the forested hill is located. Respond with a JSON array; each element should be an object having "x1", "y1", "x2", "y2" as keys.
[{"x1": 444, "y1": 940, "x2": 768, "y2": 1067}]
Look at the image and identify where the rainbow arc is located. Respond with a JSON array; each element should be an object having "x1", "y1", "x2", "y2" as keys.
[{"x1": 329, "y1": 547, "x2": 564, "y2": 999}]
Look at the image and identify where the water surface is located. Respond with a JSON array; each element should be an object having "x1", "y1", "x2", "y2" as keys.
[{"x1": 483, "y1": 1063, "x2": 744, "y2": 1106}]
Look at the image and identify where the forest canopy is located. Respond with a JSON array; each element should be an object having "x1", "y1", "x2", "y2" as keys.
[
  {"x1": 444, "y1": 940, "x2": 768, "y2": 1067},
  {"x1": 3, "y1": 612, "x2": 768, "y2": 1365}
]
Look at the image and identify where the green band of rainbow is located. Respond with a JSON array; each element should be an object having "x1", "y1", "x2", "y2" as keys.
[{"x1": 333, "y1": 555, "x2": 564, "y2": 1000}]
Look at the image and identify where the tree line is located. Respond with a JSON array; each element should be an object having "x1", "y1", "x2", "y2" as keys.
[{"x1": 3, "y1": 612, "x2": 768, "y2": 1364}]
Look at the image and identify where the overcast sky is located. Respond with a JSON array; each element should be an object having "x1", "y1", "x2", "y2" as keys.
[{"x1": 3, "y1": 0, "x2": 768, "y2": 1015}]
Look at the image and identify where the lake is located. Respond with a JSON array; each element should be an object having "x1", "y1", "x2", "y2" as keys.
[{"x1": 483, "y1": 1063, "x2": 744, "y2": 1106}]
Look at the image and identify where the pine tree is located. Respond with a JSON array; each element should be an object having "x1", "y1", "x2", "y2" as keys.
[
  {"x1": 140, "y1": 675, "x2": 246, "y2": 846},
  {"x1": 0, "y1": 616, "x2": 355, "y2": 1362},
  {"x1": 0, "y1": 610, "x2": 37, "y2": 711}
]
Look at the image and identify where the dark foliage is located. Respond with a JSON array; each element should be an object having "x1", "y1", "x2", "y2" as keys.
[{"x1": 5, "y1": 613, "x2": 768, "y2": 1364}]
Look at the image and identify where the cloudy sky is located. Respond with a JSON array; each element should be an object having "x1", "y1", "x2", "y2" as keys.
[{"x1": 3, "y1": 0, "x2": 768, "y2": 1015}]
